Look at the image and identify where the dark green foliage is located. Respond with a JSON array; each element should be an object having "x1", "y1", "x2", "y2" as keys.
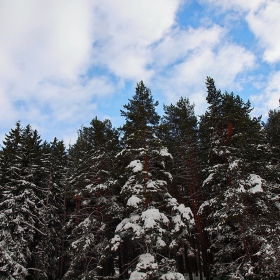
[
  {"x1": 64, "y1": 118, "x2": 120, "y2": 279},
  {"x1": 161, "y1": 97, "x2": 200, "y2": 203},
  {"x1": 265, "y1": 110, "x2": 280, "y2": 183},
  {"x1": 199, "y1": 77, "x2": 280, "y2": 279},
  {"x1": 0, "y1": 123, "x2": 45, "y2": 279},
  {"x1": 266, "y1": 109, "x2": 280, "y2": 148},
  {"x1": 1, "y1": 78, "x2": 280, "y2": 279},
  {"x1": 38, "y1": 138, "x2": 68, "y2": 279},
  {"x1": 112, "y1": 82, "x2": 193, "y2": 279},
  {"x1": 120, "y1": 80, "x2": 160, "y2": 148},
  {"x1": 161, "y1": 97, "x2": 210, "y2": 278}
]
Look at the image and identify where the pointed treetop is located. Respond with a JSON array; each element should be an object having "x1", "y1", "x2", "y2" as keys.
[
  {"x1": 120, "y1": 81, "x2": 160, "y2": 143},
  {"x1": 205, "y1": 76, "x2": 222, "y2": 105}
]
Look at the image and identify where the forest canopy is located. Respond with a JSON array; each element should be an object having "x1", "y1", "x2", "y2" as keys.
[{"x1": 0, "y1": 78, "x2": 280, "y2": 280}]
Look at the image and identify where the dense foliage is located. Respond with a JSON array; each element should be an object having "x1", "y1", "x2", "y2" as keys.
[{"x1": 0, "y1": 78, "x2": 279, "y2": 279}]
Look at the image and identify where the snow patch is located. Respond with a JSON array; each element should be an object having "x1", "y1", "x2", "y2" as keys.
[
  {"x1": 248, "y1": 174, "x2": 263, "y2": 193},
  {"x1": 130, "y1": 253, "x2": 158, "y2": 279},
  {"x1": 229, "y1": 159, "x2": 240, "y2": 170},
  {"x1": 141, "y1": 209, "x2": 169, "y2": 229},
  {"x1": 160, "y1": 272, "x2": 185, "y2": 280},
  {"x1": 237, "y1": 185, "x2": 246, "y2": 193},
  {"x1": 203, "y1": 173, "x2": 214, "y2": 186},
  {"x1": 176, "y1": 204, "x2": 193, "y2": 221},
  {"x1": 167, "y1": 197, "x2": 178, "y2": 208},
  {"x1": 115, "y1": 215, "x2": 141, "y2": 232},
  {"x1": 156, "y1": 237, "x2": 166, "y2": 248},
  {"x1": 160, "y1": 147, "x2": 173, "y2": 159},
  {"x1": 136, "y1": 253, "x2": 157, "y2": 270},
  {"x1": 127, "y1": 195, "x2": 142, "y2": 207},
  {"x1": 128, "y1": 160, "x2": 143, "y2": 173},
  {"x1": 130, "y1": 271, "x2": 147, "y2": 280},
  {"x1": 147, "y1": 180, "x2": 167, "y2": 191},
  {"x1": 164, "y1": 171, "x2": 173, "y2": 181},
  {"x1": 111, "y1": 235, "x2": 122, "y2": 251}
]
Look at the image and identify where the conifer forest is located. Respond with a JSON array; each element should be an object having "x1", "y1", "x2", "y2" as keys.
[{"x1": 1, "y1": 77, "x2": 280, "y2": 280}]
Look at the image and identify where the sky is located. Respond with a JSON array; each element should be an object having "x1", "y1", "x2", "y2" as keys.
[{"x1": 0, "y1": 0, "x2": 279, "y2": 144}]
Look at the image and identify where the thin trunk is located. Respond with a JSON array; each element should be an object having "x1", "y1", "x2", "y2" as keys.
[
  {"x1": 192, "y1": 235, "x2": 199, "y2": 277},
  {"x1": 177, "y1": 254, "x2": 185, "y2": 275},
  {"x1": 224, "y1": 122, "x2": 233, "y2": 143},
  {"x1": 96, "y1": 178, "x2": 101, "y2": 219},
  {"x1": 197, "y1": 240, "x2": 203, "y2": 280},
  {"x1": 142, "y1": 117, "x2": 150, "y2": 207},
  {"x1": 180, "y1": 138, "x2": 210, "y2": 280},
  {"x1": 75, "y1": 195, "x2": 81, "y2": 225},
  {"x1": 239, "y1": 219, "x2": 251, "y2": 261},
  {"x1": 59, "y1": 185, "x2": 67, "y2": 279},
  {"x1": 118, "y1": 244, "x2": 124, "y2": 280},
  {"x1": 184, "y1": 244, "x2": 193, "y2": 280}
]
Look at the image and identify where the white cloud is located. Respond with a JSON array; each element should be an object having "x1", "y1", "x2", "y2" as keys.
[
  {"x1": 251, "y1": 71, "x2": 280, "y2": 117},
  {"x1": 0, "y1": 0, "x2": 96, "y2": 136},
  {"x1": 246, "y1": 1, "x2": 280, "y2": 63},
  {"x1": 35, "y1": 77, "x2": 114, "y2": 122},
  {"x1": 0, "y1": 0, "x2": 269, "y2": 142},
  {"x1": 152, "y1": 25, "x2": 255, "y2": 115},
  {"x1": 201, "y1": 0, "x2": 280, "y2": 63},
  {"x1": 0, "y1": 0, "x2": 94, "y2": 81},
  {"x1": 0, "y1": 0, "x2": 183, "y2": 141},
  {"x1": 151, "y1": 24, "x2": 225, "y2": 69},
  {"x1": 200, "y1": 0, "x2": 264, "y2": 13},
  {"x1": 90, "y1": 0, "x2": 182, "y2": 81}
]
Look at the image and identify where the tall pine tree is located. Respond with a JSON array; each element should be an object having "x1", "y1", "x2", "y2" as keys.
[
  {"x1": 199, "y1": 77, "x2": 280, "y2": 279},
  {"x1": 161, "y1": 97, "x2": 209, "y2": 279},
  {"x1": 64, "y1": 118, "x2": 120, "y2": 279},
  {"x1": 111, "y1": 81, "x2": 193, "y2": 279},
  {"x1": 0, "y1": 123, "x2": 45, "y2": 279}
]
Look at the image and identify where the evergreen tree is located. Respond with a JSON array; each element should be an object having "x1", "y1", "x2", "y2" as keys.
[
  {"x1": 0, "y1": 123, "x2": 45, "y2": 279},
  {"x1": 64, "y1": 118, "x2": 120, "y2": 279},
  {"x1": 33, "y1": 138, "x2": 68, "y2": 279},
  {"x1": 265, "y1": 109, "x2": 280, "y2": 183},
  {"x1": 265, "y1": 109, "x2": 280, "y2": 148},
  {"x1": 111, "y1": 81, "x2": 194, "y2": 279},
  {"x1": 199, "y1": 77, "x2": 280, "y2": 279},
  {"x1": 161, "y1": 97, "x2": 209, "y2": 279}
]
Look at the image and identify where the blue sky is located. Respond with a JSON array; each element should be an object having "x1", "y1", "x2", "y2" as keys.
[{"x1": 0, "y1": 0, "x2": 279, "y2": 144}]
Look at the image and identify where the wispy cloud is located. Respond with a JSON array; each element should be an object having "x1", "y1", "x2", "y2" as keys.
[
  {"x1": 246, "y1": 1, "x2": 280, "y2": 63},
  {"x1": 150, "y1": 23, "x2": 255, "y2": 114},
  {"x1": 89, "y1": 0, "x2": 182, "y2": 81},
  {"x1": 200, "y1": 0, "x2": 280, "y2": 63},
  {"x1": 251, "y1": 71, "x2": 280, "y2": 116}
]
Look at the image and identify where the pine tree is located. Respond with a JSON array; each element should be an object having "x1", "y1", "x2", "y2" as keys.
[
  {"x1": 63, "y1": 118, "x2": 120, "y2": 279},
  {"x1": 111, "y1": 81, "x2": 194, "y2": 279},
  {"x1": 265, "y1": 109, "x2": 280, "y2": 183},
  {"x1": 0, "y1": 123, "x2": 45, "y2": 279},
  {"x1": 199, "y1": 77, "x2": 280, "y2": 279},
  {"x1": 161, "y1": 97, "x2": 209, "y2": 279},
  {"x1": 266, "y1": 109, "x2": 280, "y2": 148},
  {"x1": 32, "y1": 138, "x2": 68, "y2": 279}
]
